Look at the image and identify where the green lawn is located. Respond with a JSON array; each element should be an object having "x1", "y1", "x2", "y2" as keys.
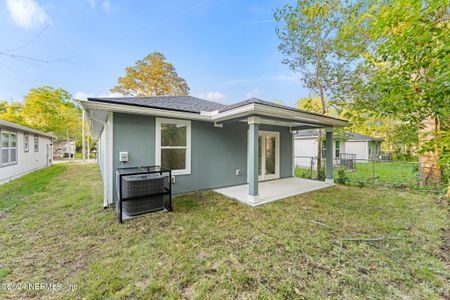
[
  {"x1": 0, "y1": 164, "x2": 449, "y2": 299},
  {"x1": 295, "y1": 161, "x2": 430, "y2": 190}
]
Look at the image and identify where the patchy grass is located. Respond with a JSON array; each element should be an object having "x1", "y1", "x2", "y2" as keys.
[
  {"x1": 0, "y1": 164, "x2": 67, "y2": 211},
  {"x1": 295, "y1": 161, "x2": 442, "y2": 192},
  {"x1": 0, "y1": 164, "x2": 448, "y2": 299}
]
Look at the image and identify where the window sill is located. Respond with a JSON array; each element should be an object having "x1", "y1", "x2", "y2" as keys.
[
  {"x1": 172, "y1": 169, "x2": 191, "y2": 176},
  {"x1": 1, "y1": 162, "x2": 18, "y2": 168}
]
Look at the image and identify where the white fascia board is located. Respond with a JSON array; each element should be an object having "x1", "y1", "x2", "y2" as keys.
[
  {"x1": 212, "y1": 103, "x2": 350, "y2": 128},
  {"x1": 294, "y1": 136, "x2": 318, "y2": 140},
  {"x1": 79, "y1": 100, "x2": 350, "y2": 128},
  {"x1": 0, "y1": 120, "x2": 56, "y2": 139},
  {"x1": 79, "y1": 100, "x2": 211, "y2": 122}
]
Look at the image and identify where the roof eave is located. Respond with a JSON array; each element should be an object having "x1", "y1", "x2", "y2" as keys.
[
  {"x1": 78, "y1": 100, "x2": 212, "y2": 122},
  {"x1": 213, "y1": 103, "x2": 350, "y2": 128}
]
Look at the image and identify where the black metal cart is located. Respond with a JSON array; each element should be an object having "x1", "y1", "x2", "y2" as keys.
[{"x1": 116, "y1": 166, "x2": 172, "y2": 223}]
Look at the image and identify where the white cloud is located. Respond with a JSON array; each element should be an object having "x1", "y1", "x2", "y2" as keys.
[
  {"x1": 245, "y1": 88, "x2": 261, "y2": 99},
  {"x1": 74, "y1": 91, "x2": 93, "y2": 100},
  {"x1": 86, "y1": 0, "x2": 95, "y2": 10},
  {"x1": 5, "y1": 0, "x2": 50, "y2": 29},
  {"x1": 86, "y1": 0, "x2": 112, "y2": 12},
  {"x1": 197, "y1": 91, "x2": 227, "y2": 102},
  {"x1": 102, "y1": 0, "x2": 110, "y2": 12},
  {"x1": 74, "y1": 91, "x2": 121, "y2": 100}
]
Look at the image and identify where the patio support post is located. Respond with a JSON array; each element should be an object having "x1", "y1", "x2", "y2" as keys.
[
  {"x1": 325, "y1": 128, "x2": 334, "y2": 184},
  {"x1": 247, "y1": 116, "x2": 260, "y2": 203}
]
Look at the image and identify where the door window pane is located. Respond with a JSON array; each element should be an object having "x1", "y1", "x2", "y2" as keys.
[
  {"x1": 161, "y1": 149, "x2": 186, "y2": 170},
  {"x1": 161, "y1": 123, "x2": 186, "y2": 146},
  {"x1": 265, "y1": 136, "x2": 276, "y2": 175}
]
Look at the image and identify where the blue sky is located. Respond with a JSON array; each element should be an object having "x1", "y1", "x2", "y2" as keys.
[{"x1": 0, "y1": 0, "x2": 309, "y2": 107}]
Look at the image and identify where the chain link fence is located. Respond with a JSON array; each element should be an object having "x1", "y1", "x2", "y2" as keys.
[{"x1": 294, "y1": 155, "x2": 447, "y2": 194}]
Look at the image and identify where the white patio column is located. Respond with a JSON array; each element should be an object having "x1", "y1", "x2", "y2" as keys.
[
  {"x1": 247, "y1": 116, "x2": 260, "y2": 203},
  {"x1": 325, "y1": 128, "x2": 334, "y2": 184}
]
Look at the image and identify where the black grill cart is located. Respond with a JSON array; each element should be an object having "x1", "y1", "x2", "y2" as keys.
[{"x1": 116, "y1": 166, "x2": 172, "y2": 223}]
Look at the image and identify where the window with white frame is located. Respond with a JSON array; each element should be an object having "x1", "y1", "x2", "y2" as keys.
[
  {"x1": 1, "y1": 130, "x2": 17, "y2": 166},
  {"x1": 34, "y1": 135, "x2": 39, "y2": 152},
  {"x1": 155, "y1": 118, "x2": 191, "y2": 175},
  {"x1": 335, "y1": 140, "x2": 340, "y2": 158},
  {"x1": 24, "y1": 134, "x2": 29, "y2": 152}
]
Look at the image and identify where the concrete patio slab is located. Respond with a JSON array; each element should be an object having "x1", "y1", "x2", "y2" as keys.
[{"x1": 214, "y1": 177, "x2": 334, "y2": 207}]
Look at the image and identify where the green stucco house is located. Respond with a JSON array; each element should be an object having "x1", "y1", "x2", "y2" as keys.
[{"x1": 81, "y1": 96, "x2": 349, "y2": 207}]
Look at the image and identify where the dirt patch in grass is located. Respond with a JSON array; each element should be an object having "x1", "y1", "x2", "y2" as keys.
[{"x1": 0, "y1": 164, "x2": 449, "y2": 299}]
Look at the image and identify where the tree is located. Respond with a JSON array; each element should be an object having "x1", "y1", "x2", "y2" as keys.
[
  {"x1": 342, "y1": 0, "x2": 449, "y2": 186},
  {"x1": 0, "y1": 101, "x2": 25, "y2": 125},
  {"x1": 111, "y1": 52, "x2": 190, "y2": 97},
  {"x1": 275, "y1": 1, "x2": 357, "y2": 179},
  {"x1": 21, "y1": 86, "x2": 81, "y2": 140}
]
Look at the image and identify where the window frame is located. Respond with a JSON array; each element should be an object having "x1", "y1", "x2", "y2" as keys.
[
  {"x1": 24, "y1": 133, "x2": 29, "y2": 152},
  {"x1": 155, "y1": 117, "x2": 191, "y2": 176},
  {"x1": 1, "y1": 129, "x2": 18, "y2": 167},
  {"x1": 335, "y1": 140, "x2": 340, "y2": 158},
  {"x1": 34, "y1": 135, "x2": 39, "y2": 152}
]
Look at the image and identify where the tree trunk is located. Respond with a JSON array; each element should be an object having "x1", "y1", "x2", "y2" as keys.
[{"x1": 418, "y1": 117, "x2": 441, "y2": 186}]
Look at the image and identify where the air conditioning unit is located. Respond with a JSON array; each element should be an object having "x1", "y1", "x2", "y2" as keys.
[{"x1": 116, "y1": 166, "x2": 172, "y2": 223}]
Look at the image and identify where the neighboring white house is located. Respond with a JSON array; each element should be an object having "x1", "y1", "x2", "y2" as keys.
[
  {"x1": 294, "y1": 129, "x2": 383, "y2": 167},
  {"x1": 0, "y1": 120, "x2": 56, "y2": 184},
  {"x1": 53, "y1": 140, "x2": 76, "y2": 158}
]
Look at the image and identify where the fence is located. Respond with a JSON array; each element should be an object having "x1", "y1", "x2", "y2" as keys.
[{"x1": 294, "y1": 155, "x2": 445, "y2": 193}]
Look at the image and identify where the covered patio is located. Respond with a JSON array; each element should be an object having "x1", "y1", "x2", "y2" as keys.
[
  {"x1": 214, "y1": 177, "x2": 334, "y2": 206},
  {"x1": 210, "y1": 99, "x2": 350, "y2": 206}
]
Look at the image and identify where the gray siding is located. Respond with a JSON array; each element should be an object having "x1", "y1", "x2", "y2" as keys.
[{"x1": 112, "y1": 113, "x2": 292, "y2": 201}]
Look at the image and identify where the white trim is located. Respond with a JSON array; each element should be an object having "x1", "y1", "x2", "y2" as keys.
[
  {"x1": 247, "y1": 116, "x2": 261, "y2": 124},
  {"x1": 213, "y1": 103, "x2": 349, "y2": 127},
  {"x1": 247, "y1": 194, "x2": 260, "y2": 204},
  {"x1": 1, "y1": 130, "x2": 18, "y2": 167},
  {"x1": 107, "y1": 112, "x2": 114, "y2": 206},
  {"x1": 79, "y1": 100, "x2": 350, "y2": 129},
  {"x1": 80, "y1": 100, "x2": 210, "y2": 122},
  {"x1": 247, "y1": 130, "x2": 280, "y2": 182},
  {"x1": 0, "y1": 119, "x2": 56, "y2": 139},
  {"x1": 155, "y1": 117, "x2": 191, "y2": 176},
  {"x1": 292, "y1": 132, "x2": 295, "y2": 176}
]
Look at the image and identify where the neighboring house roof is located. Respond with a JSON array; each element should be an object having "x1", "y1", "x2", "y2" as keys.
[
  {"x1": 87, "y1": 96, "x2": 347, "y2": 123},
  {"x1": 87, "y1": 96, "x2": 226, "y2": 114},
  {"x1": 295, "y1": 129, "x2": 383, "y2": 142},
  {"x1": 345, "y1": 132, "x2": 384, "y2": 142},
  {"x1": 0, "y1": 119, "x2": 56, "y2": 139}
]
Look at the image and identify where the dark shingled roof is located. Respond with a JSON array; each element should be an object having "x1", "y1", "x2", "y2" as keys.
[
  {"x1": 218, "y1": 98, "x2": 345, "y2": 121},
  {"x1": 296, "y1": 130, "x2": 383, "y2": 141},
  {"x1": 87, "y1": 96, "x2": 226, "y2": 113},
  {"x1": 88, "y1": 96, "x2": 347, "y2": 123}
]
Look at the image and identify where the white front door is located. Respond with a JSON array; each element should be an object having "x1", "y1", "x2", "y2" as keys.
[{"x1": 257, "y1": 131, "x2": 280, "y2": 181}]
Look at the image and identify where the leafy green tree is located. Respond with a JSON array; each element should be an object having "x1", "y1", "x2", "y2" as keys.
[
  {"x1": 21, "y1": 86, "x2": 81, "y2": 140},
  {"x1": 111, "y1": 52, "x2": 190, "y2": 97},
  {"x1": 341, "y1": 0, "x2": 449, "y2": 185},
  {"x1": 275, "y1": 1, "x2": 358, "y2": 178},
  {"x1": 0, "y1": 101, "x2": 25, "y2": 125}
]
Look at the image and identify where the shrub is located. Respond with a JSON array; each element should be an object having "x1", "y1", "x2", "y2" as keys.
[{"x1": 336, "y1": 166, "x2": 349, "y2": 185}]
